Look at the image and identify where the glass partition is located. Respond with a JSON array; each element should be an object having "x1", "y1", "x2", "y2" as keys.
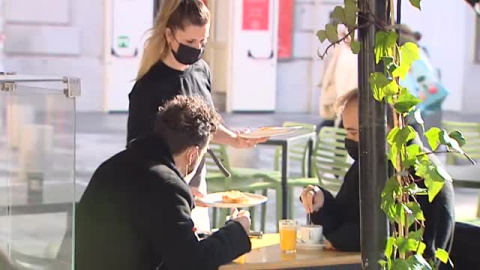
[{"x1": 0, "y1": 75, "x2": 79, "y2": 270}]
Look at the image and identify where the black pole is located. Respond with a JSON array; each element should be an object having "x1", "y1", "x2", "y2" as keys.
[{"x1": 358, "y1": 0, "x2": 389, "y2": 269}]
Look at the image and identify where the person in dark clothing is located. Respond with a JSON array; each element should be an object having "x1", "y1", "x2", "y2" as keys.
[
  {"x1": 128, "y1": 0, "x2": 267, "y2": 229},
  {"x1": 76, "y1": 96, "x2": 251, "y2": 270},
  {"x1": 447, "y1": 222, "x2": 480, "y2": 269},
  {"x1": 300, "y1": 90, "x2": 455, "y2": 262}
]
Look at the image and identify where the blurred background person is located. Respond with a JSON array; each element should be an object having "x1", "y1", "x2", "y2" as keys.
[{"x1": 317, "y1": 24, "x2": 357, "y2": 133}]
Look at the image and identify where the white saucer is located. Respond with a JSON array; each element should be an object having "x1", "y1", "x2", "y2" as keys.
[{"x1": 297, "y1": 241, "x2": 325, "y2": 250}]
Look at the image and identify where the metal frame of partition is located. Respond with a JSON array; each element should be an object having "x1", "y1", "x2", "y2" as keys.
[{"x1": 0, "y1": 75, "x2": 81, "y2": 98}]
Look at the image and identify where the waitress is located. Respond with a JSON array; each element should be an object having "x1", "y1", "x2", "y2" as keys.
[{"x1": 127, "y1": 0, "x2": 267, "y2": 230}]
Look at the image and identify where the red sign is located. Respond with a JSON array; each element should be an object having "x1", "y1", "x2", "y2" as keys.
[
  {"x1": 242, "y1": 0, "x2": 270, "y2": 31},
  {"x1": 277, "y1": 0, "x2": 294, "y2": 59}
]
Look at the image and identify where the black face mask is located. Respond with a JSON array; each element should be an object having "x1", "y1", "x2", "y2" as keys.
[
  {"x1": 345, "y1": 138, "x2": 359, "y2": 160},
  {"x1": 171, "y1": 36, "x2": 204, "y2": 65}
]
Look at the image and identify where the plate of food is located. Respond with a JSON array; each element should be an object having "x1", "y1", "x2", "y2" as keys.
[
  {"x1": 198, "y1": 190, "x2": 268, "y2": 208},
  {"x1": 238, "y1": 126, "x2": 302, "y2": 139}
]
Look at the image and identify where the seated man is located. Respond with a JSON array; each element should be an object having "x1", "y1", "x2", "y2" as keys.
[
  {"x1": 76, "y1": 96, "x2": 251, "y2": 270},
  {"x1": 301, "y1": 90, "x2": 454, "y2": 262}
]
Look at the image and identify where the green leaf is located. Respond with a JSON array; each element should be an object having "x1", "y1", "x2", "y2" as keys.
[
  {"x1": 435, "y1": 248, "x2": 449, "y2": 264},
  {"x1": 424, "y1": 127, "x2": 442, "y2": 151},
  {"x1": 404, "y1": 182, "x2": 428, "y2": 196},
  {"x1": 425, "y1": 176, "x2": 445, "y2": 202},
  {"x1": 387, "y1": 126, "x2": 416, "y2": 169},
  {"x1": 406, "y1": 201, "x2": 425, "y2": 221},
  {"x1": 385, "y1": 237, "x2": 396, "y2": 259},
  {"x1": 408, "y1": 229, "x2": 424, "y2": 241},
  {"x1": 381, "y1": 177, "x2": 401, "y2": 221},
  {"x1": 326, "y1": 24, "x2": 339, "y2": 43},
  {"x1": 351, "y1": 41, "x2": 361, "y2": 54},
  {"x1": 397, "y1": 126, "x2": 417, "y2": 148},
  {"x1": 404, "y1": 144, "x2": 422, "y2": 168},
  {"x1": 387, "y1": 127, "x2": 400, "y2": 146},
  {"x1": 410, "y1": 0, "x2": 422, "y2": 10},
  {"x1": 316, "y1": 30, "x2": 328, "y2": 43},
  {"x1": 370, "y1": 72, "x2": 399, "y2": 101},
  {"x1": 396, "y1": 203, "x2": 407, "y2": 226},
  {"x1": 344, "y1": 1, "x2": 359, "y2": 27},
  {"x1": 408, "y1": 230, "x2": 426, "y2": 256},
  {"x1": 394, "y1": 87, "x2": 422, "y2": 113},
  {"x1": 407, "y1": 255, "x2": 432, "y2": 270},
  {"x1": 449, "y1": 130, "x2": 467, "y2": 147},
  {"x1": 331, "y1": 6, "x2": 345, "y2": 24},
  {"x1": 439, "y1": 129, "x2": 465, "y2": 155},
  {"x1": 375, "y1": 31, "x2": 398, "y2": 64},
  {"x1": 392, "y1": 259, "x2": 410, "y2": 270},
  {"x1": 382, "y1": 56, "x2": 394, "y2": 66},
  {"x1": 416, "y1": 242, "x2": 427, "y2": 256},
  {"x1": 393, "y1": 42, "x2": 420, "y2": 79},
  {"x1": 416, "y1": 160, "x2": 446, "y2": 202},
  {"x1": 378, "y1": 259, "x2": 387, "y2": 269}
]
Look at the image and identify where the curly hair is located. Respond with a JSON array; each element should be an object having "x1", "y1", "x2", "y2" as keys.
[{"x1": 154, "y1": 95, "x2": 221, "y2": 155}]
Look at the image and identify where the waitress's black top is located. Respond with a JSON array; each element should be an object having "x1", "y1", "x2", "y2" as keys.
[{"x1": 127, "y1": 59, "x2": 214, "y2": 144}]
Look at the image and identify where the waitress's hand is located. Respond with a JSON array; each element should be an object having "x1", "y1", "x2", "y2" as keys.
[
  {"x1": 300, "y1": 185, "x2": 325, "y2": 214},
  {"x1": 191, "y1": 187, "x2": 209, "y2": 207},
  {"x1": 231, "y1": 129, "x2": 269, "y2": 148}
]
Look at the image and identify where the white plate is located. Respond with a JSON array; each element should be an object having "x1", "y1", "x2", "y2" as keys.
[
  {"x1": 198, "y1": 192, "x2": 268, "y2": 208},
  {"x1": 297, "y1": 241, "x2": 325, "y2": 250},
  {"x1": 239, "y1": 126, "x2": 302, "y2": 139}
]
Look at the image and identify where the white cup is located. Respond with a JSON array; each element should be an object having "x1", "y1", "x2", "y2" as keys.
[{"x1": 299, "y1": 225, "x2": 323, "y2": 245}]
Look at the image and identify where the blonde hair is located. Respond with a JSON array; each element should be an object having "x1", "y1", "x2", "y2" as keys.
[
  {"x1": 136, "y1": 0, "x2": 210, "y2": 80},
  {"x1": 335, "y1": 89, "x2": 359, "y2": 115}
]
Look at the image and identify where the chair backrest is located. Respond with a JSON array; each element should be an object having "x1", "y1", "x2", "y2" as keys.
[
  {"x1": 274, "y1": 122, "x2": 316, "y2": 176},
  {"x1": 442, "y1": 121, "x2": 480, "y2": 164},
  {"x1": 312, "y1": 127, "x2": 351, "y2": 193}
]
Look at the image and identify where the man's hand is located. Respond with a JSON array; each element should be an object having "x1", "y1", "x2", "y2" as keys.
[
  {"x1": 300, "y1": 185, "x2": 325, "y2": 214},
  {"x1": 325, "y1": 240, "x2": 335, "y2": 250},
  {"x1": 190, "y1": 187, "x2": 209, "y2": 207},
  {"x1": 230, "y1": 208, "x2": 251, "y2": 233}
]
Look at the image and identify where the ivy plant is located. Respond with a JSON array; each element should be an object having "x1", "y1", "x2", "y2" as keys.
[{"x1": 316, "y1": 0, "x2": 474, "y2": 269}]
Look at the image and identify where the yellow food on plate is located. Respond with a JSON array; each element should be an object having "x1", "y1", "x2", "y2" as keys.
[
  {"x1": 257, "y1": 126, "x2": 276, "y2": 131},
  {"x1": 222, "y1": 190, "x2": 250, "y2": 204}
]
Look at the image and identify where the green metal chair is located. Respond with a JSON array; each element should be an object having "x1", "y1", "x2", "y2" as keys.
[
  {"x1": 442, "y1": 120, "x2": 480, "y2": 217},
  {"x1": 205, "y1": 143, "x2": 281, "y2": 231}
]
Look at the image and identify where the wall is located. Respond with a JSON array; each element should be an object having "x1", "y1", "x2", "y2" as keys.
[
  {"x1": 275, "y1": 0, "x2": 335, "y2": 114},
  {"x1": 3, "y1": 0, "x2": 105, "y2": 112},
  {"x1": 462, "y1": 13, "x2": 480, "y2": 113},
  {"x1": 401, "y1": 1, "x2": 469, "y2": 112}
]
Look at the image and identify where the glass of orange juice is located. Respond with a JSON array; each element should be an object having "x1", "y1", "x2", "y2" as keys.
[{"x1": 279, "y1": 219, "x2": 297, "y2": 253}]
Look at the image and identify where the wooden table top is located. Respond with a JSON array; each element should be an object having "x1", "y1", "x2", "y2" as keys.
[{"x1": 219, "y1": 234, "x2": 361, "y2": 270}]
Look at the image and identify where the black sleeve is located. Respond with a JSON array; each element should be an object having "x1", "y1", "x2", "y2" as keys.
[
  {"x1": 310, "y1": 187, "x2": 341, "y2": 232},
  {"x1": 127, "y1": 84, "x2": 157, "y2": 144},
  {"x1": 422, "y1": 182, "x2": 455, "y2": 260},
  {"x1": 310, "y1": 187, "x2": 361, "y2": 251},
  {"x1": 139, "y1": 180, "x2": 251, "y2": 270}
]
